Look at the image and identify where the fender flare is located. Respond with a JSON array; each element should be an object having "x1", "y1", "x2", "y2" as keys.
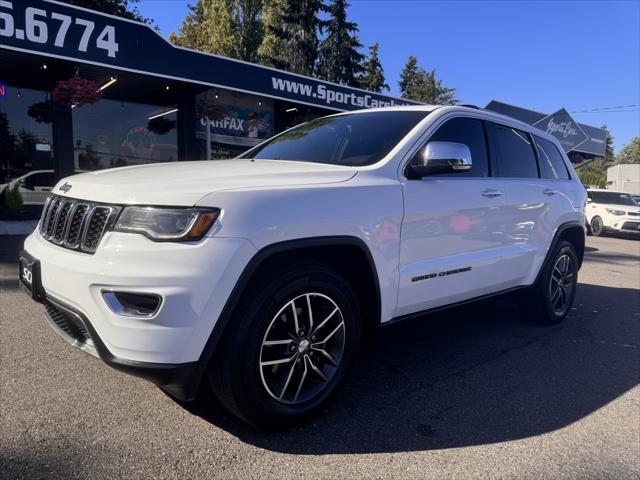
[
  {"x1": 534, "y1": 221, "x2": 586, "y2": 285},
  {"x1": 180, "y1": 236, "x2": 381, "y2": 401}
]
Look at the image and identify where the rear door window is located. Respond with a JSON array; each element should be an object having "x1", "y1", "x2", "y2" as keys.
[
  {"x1": 534, "y1": 136, "x2": 571, "y2": 180},
  {"x1": 489, "y1": 122, "x2": 539, "y2": 178}
]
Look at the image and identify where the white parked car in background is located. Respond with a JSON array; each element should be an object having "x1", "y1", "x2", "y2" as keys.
[
  {"x1": 586, "y1": 189, "x2": 640, "y2": 236},
  {"x1": 0, "y1": 170, "x2": 56, "y2": 205},
  {"x1": 19, "y1": 106, "x2": 586, "y2": 429}
]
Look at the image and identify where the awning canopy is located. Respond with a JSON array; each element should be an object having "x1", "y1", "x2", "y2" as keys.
[{"x1": 0, "y1": 0, "x2": 417, "y2": 112}]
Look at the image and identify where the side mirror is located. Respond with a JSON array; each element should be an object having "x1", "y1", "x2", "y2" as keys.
[
  {"x1": 586, "y1": 198, "x2": 592, "y2": 203},
  {"x1": 408, "y1": 141, "x2": 473, "y2": 178},
  {"x1": 18, "y1": 179, "x2": 32, "y2": 190}
]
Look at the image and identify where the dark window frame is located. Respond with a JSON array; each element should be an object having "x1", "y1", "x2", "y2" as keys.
[
  {"x1": 407, "y1": 115, "x2": 493, "y2": 179},
  {"x1": 486, "y1": 121, "x2": 540, "y2": 179}
]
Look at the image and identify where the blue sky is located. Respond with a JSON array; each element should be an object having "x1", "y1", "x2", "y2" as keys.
[{"x1": 138, "y1": 0, "x2": 640, "y2": 153}]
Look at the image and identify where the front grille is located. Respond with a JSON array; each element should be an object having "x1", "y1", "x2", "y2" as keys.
[
  {"x1": 621, "y1": 221, "x2": 640, "y2": 231},
  {"x1": 628, "y1": 211, "x2": 640, "y2": 217},
  {"x1": 45, "y1": 301, "x2": 92, "y2": 344},
  {"x1": 39, "y1": 195, "x2": 120, "y2": 254}
]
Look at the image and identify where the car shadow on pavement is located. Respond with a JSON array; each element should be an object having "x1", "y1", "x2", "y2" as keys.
[{"x1": 183, "y1": 283, "x2": 639, "y2": 454}]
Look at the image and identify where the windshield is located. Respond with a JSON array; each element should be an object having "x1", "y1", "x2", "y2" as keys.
[
  {"x1": 240, "y1": 111, "x2": 430, "y2": 166},
  {"x1": 588, "y1": 191, "x2": 637, "y2": 206}
]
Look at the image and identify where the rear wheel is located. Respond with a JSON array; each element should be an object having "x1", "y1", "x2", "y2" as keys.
[
  {"x1": 526, "y1": 240, "x2": 578, "y2": 325},
  {"x1": 209, "y1": 262, "x2": 361, "y2": 429},
  {"x1": 590, "y1": 216, "x2": 605, "y2": 237}
]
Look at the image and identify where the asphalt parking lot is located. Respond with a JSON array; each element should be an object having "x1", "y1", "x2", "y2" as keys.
[{"x1": 1, "y1": 234, "x2": 638, "y2": 479}]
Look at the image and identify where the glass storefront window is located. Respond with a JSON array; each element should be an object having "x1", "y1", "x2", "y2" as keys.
[
  {"x1": 0, "y1": 84, "x2": 54, "y2": 184},
  {"x1": 72, "y1": 99, "x2": 178, "y2": 171},
  {"x1": 196, "y1": 89, "x2": 274, "y2": 159}
]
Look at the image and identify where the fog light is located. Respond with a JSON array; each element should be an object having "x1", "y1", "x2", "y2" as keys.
[{"x1": 102, "y1": 291, "x2": 162, "y2": 317}]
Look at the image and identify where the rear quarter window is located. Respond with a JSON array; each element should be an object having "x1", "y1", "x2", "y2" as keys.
[{"x1": 534, "y1": 136, "x2": 571, "y2": 180}]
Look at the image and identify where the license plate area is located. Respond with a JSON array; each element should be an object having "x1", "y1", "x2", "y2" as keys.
[{"x1": 19, "y1": 251, "x2": 45, "y2": 303}]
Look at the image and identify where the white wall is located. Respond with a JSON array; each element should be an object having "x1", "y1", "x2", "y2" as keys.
[{"x1": 607, "y1": 164, "x2": 640, "y2": 194}]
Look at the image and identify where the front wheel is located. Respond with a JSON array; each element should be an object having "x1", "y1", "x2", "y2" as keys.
[
  {"x1": 209, "y1": 263, "x2": 361, "y2": 429},
  {"x1": 590, "y1": 216, "x2": 605, "y2": 237},
  {"x1": 526, "y1": 240, "x2": 579, "y2": 325}
]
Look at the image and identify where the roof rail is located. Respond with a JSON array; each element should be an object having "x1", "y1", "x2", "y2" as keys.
[{"x1": 458, "y1": 104, "x2": 482, "y2": 110}]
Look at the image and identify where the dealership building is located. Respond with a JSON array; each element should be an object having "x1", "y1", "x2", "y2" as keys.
[{"x1": 1, "y1": 0, "x2": 607, "y2": 214}]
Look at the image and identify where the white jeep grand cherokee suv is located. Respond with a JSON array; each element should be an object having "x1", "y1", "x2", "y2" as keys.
[
  {"x1": 20, "y1": 106, "x2": 586, "y2": 428},
  {"x1": 586, "y1": 189, "x2": 640, "y2": 236}
]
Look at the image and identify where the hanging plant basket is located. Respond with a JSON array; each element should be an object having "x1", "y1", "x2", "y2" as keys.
[
  {"x1": 52, "y1": 76, "x2": 102, "y2": 107},
  {"x1": 27, "y1": 100, "x2": 53, "y2": 124},
  {"x1": 196, "y1": 98, "x2": 225, "y2": 120},
  {"x1": 147, "y1": 117, "x2": 176, "y2": 136}
]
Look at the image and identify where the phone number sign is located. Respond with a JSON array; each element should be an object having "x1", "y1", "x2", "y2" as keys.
[{"x1": 0, "y1": 0, "x2": 118, "y2": 58}]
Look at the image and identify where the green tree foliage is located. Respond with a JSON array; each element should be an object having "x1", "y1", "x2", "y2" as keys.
[
  {"x1": 258, "y1": 0, "x2": 323, "y2": 75},
  {"x1": 399, "y1": 56, "x2": 456, "y2": 105},
  {"x1": 358, "y1": 43, "x2": 389, "y2": 92},
  {"x1": 575, "y1": 157, "x2": 608, "y2": 187},
  {"x1": 316, "y1": 0, "x2": 364, "y2": 87},
  {"x1": 601, "y1": 125, "x2": 615, "y2": 162},
  {"x1": 235, "y1": 0, "x2": 264, "y2": 63},
  {"x1": 577, "y1": 169, "x2": 606, "y2": 188},
  {"x1": 614, "y1": 137, "x2": 640, "y2": 164},
  {"x1": 5, "y1": 185, "x2": 23, "y2": 216},
  {"x1": 59, "y1": 0, "x2": 150, "y2": 23},
  {"x1": 169, "y1": 0, "x2": 263, "y2": 61},
  {"x1": 169, "y1": 0, "x2": 238, "y2": 58},
  {"x1": 257, "y1": 0, "x2": 287, "y2": 67}
]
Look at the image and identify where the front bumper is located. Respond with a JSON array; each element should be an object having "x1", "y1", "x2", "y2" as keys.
[
  {"x1": 608, "y1": 218, "x2": 640, "y2": 232},
  {"x1": 42, "y1": 295, "x2": 199, "y2": 401},
  {"x1": 23, "y1": 230, "x2": 257, "y2": 365}
]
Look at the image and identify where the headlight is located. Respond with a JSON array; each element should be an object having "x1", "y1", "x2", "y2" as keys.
[
  {"x1": 605, "y1": 208, "x2": 625, "y2": 216},
  {"x1": 115, "y1": 207, "x2": 220, "y2": 241}
]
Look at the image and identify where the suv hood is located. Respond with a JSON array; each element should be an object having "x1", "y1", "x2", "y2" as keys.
[{"x1": 52, "y1": 160, "x2": 357, "y2": 205}]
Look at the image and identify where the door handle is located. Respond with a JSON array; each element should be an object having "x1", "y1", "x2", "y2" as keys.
[
  {"x1": 481, "y1": 189, "x2": 503, "y2": 198},
  {"x1": 543, "y1": 189, "x2": 559, "y2": 196}
]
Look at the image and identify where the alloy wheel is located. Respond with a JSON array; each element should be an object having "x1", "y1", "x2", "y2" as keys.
[
  {"x1": 259, "y1": 293, "x2": 346, "y2": 405},
  {"x1": 549, "y1": 254, "x2": 575, "y2": 314}
]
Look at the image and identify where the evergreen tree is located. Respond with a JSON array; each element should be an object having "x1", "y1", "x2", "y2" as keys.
[
  {"x1": 235, "y1": 0, "x2": 264, "y2": 63},
  {"x1": 358, "y1": 43, "x2": 389, "y2": 92},
  {"x1": 60, "y1": 0, "x2": 150, "y2": 23},
  {"x1": 601, "y1": 125, "x2": 615, "y2": 162},
  {"x1": 316, "y1": 0, "x2": 364, "y2": 86},
  {"x1": 399, "y1": 55, "x2": 456, "y2": 105},
  {"x1": 257, "y1": 0, "x2": 288, "y2": 68},
  {"x1": 614, "y1": 137, "x2": 640, "y2": 164},
  {"x1": 169, "y1": 0, "x2": 237, "y2": 58},
  {"x1": 170, "y1": 0, "x2": 262, "y2": 62},
  {"x1": 259, "y1": 0, "x2": 323, "y2": 75}
]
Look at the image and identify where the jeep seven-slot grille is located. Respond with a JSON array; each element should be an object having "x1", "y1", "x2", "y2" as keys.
[{"x1": 39, "y1": 195, "x2": 121, "y2": 254}]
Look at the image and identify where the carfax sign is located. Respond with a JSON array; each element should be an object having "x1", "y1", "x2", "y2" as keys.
[{"x1": 0, "y1": 0, "x2": 416, "y2": 111}]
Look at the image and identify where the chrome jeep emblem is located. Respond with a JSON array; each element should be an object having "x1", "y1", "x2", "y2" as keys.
[{"x1": 59, "y1": 182, "x2": 72, "y2": 193}]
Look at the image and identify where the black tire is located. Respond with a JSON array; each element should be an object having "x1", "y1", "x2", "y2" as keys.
[
  {"x1": 526, "y1": 240, "x2": 579, "y2": 325},
  {"x1": 590, "y1": 216, "x2": 605, "y2": 237},
  {"x1": 209, "y1": 262, "x2": 361, "y2": 430}
]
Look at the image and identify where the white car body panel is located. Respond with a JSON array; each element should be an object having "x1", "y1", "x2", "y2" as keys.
[
  {"x1": 57, "y1": 160, "x2": 357, "y2": 206},
  {"x1": 22, "y1": 105, "x2": 586, "y2": 369}
]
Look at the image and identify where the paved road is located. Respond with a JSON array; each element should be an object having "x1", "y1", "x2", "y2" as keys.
[{"x1": 1, "y1": 235, "x2": 638, "y2": 479}]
